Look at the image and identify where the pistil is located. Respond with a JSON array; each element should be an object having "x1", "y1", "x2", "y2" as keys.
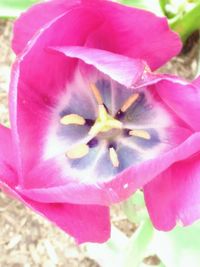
[{"x1": 89, "y1": 105, "x2": 122, "y2": 136}]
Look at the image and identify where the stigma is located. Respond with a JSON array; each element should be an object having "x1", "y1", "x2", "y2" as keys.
[{"x1": 89, "y1": 104, "x2": 122, "y2": 136}]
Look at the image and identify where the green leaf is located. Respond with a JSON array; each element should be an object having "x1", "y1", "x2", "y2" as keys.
[
  {"x1": 87, "y1": 220, "x2": 154, "y2": 267},
  {"x1": 120, "y1": 0, "x2": 164, "y2": 16},
  {"x1": 169, "y1": 1, "x2": 200, "y2": 42},
  {"x1": 0, "y1": 0, "x2": 39, "y2": 18},
  {"x1": 152, "y1": 221, "x2": 200, "y2": 267},
  {"x1": 123, "y1": 219, "x2": 154, "y2": 267},
  {"x1": 123, "y1": 190, "x2": 149, "y2": 224},
  {"x1": 86, "y1": 226, "x2": 128, "y2": 267}
]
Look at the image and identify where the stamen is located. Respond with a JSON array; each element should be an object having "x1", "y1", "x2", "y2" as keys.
[
  {"x1": 129, "y1": 129, "x2": 151, "y2": 140},
  {"x1": 121, "y1": 93, "x2": 139, "y2": 112},
  {"x1": 109, "y1": 147, "x2": 119, "y2": 168},
  {"x1": 90, "y1": 83, "x2": 103, "y2": 105},
  {"x1": 60, "y1": 114, "x2": 85, "y2": 125},
  {"x1": 66, "y1": 144, "x2": 89, "y2": 159}
]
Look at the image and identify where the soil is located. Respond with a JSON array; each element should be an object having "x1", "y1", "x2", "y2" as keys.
[{"x1": 0, "y1": 18, "x2": 199, "y2": 267}]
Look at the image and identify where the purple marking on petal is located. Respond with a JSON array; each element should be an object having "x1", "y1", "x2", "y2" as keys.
[
  {"x1": 115, "y1": 110, "x2": 125, "y2": 120},
  {"x1": 58, "y1": 124, "x2": 89, "y2": 143},
  {"x1": 95, "y1": 79, "x2": 111, "y2": 111},
  {"x1": 70, "y1": 146, "x2": 100, "y2": 170},
  {"x1": 96, "y1": 151, "x2": 118, "y2": 179},
  {"x1": 88, "y1": 138, "x2": 98, "y2": 148},
  {"x1": 85, "y1": 119, "x2": 95, "y2": 127},
  {"x1": 131, "y1": 128, "x2": 160, "y2": 149},
  {"x1": 117, "y1": 145, "x2": 140, "y2": 172},
  {"x1": 124, "y1": 128, "x2": 160, "y2": 149},
  {"x1": 108, "y1": 141, "x2": 117, "y2": 150}
]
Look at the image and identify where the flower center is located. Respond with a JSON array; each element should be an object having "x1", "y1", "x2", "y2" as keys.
[
  {"x1": 88, "y1": 104, "x2": 122, "y2": 136},
  {"x1": 59, "y1": 82, "x2": 152, "y2": 168}
]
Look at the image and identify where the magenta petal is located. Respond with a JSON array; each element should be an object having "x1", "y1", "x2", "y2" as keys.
[
  {"x1": 85, "y1": 0, "x2": 182, "y2": 69},
  {"x1": 0, "y1": 125, "x2": 17, "y2": 186},
  {"x1": 49, "y1": 46, "x2": 146, "y2": 87},
  {"x1": 0, "y1": 125, "x2": 110, "y2": 244},
  {"x1": 12, "y1": 0, "x2": 80, "y2": 54},
  {"x1": 12, "y1": 0, "x2": 181, "y2": 69},
  {"x1": 144, "y1": 154, "x2": 200, "y2": 230},
  {"x1": 18, "y1": 133, "x2": 200, "y2": 206},
  {"x1": 0, "y1": 182, "x2": 110, "y2": 244},
  {"x1": 155, "y1": 80, "x2": 200, "y2": 131},
  {"x1": 10, "y1": 7, "x2": 103, "y2": 176},
  {"x1": 192, "y1": 75, "x2": 200, "y2": 88}
]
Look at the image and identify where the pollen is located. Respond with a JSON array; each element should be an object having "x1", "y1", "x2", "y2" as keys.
[
  {"x1": 129, "y1": 129, "x2": 151, "y2": 140},
  {"x1": 109, "y1": 147, "x2": 119, "y2": 168},
  {"x1": 121, "y1": 93, "x2": 139, "y2": 112},
  {"x1": 90, "y1": 83, "x2": 103, "y2": 105},
  {"x1": 60, "y1": 114, "x2": 85, "y2": 125},
  {"x1": 66, "y1": 144, "x2": 89, "y2": 159}
]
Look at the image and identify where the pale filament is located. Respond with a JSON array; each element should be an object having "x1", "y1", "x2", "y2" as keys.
[
  {"x1": 120, "y1": 93, "x2": 139, "y2": 112},
  {"x1": 90, "y1": 83, "x2": 103, "y2": 105}
]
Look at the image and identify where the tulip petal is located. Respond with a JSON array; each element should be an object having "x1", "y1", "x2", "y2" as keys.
[
  {"x1": 85, "y1": 0, "x2": 182, "y2": 69},
  {"x1": 192, "y1": 75, "x2": 200, "y2": 88},
  {"x1": 0, "y1": 181, "x2": 110, "y2": 243},
  {"x1": 154, "y1": 80, "x2": 200, "y2": 131},
  {"x1": 49, "y1": 46, "x2": 146, "y2": 87},
  {"x1": 18, "y1": 133, "x2": 200, "y2": 206},
  {"x1": 12, "y1": 0, "x2": 182, "y2": 69},
  {"x1": 12, "y1": 0, "x2": 80, "y2": 54},
  {"x1": 144, "y1": 154, "x2": 200, "y2": 230},
  {"x1": 10, "y1": 7, "x2": 102, "y2": 176},
  {"x1": 0, "y1": 125, "x2": 110, "y2": 243},
  {"x1": 0, "y1": 125, "x2": 17, "y2": 186}
]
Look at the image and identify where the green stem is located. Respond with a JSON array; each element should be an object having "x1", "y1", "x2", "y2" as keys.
[
  {"x1": 123, "y1": 219, "x2": 154, "y2": 267},
  {"x1": 170, "y1": 2, "x2": 200, "y2": 42},
  {"x1": 159, "y1": 0, "x2": 168, "y2": 15}
]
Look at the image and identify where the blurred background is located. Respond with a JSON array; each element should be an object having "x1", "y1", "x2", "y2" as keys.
[{"x1": 0, "y1": 1, "x2": 200, "y2": 266}]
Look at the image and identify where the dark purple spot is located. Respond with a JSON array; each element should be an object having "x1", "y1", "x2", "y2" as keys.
[
  {"x1": 108, "y1": 141, "x2": 117, "y2": 150},
  {"x1": 85, "y1": 119, "x2": 95, "y2": 127},
  {"x1": 88, "y1": 138, "x2": 98, "y2": 148}
]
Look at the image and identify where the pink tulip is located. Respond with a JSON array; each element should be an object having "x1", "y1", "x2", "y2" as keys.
[
  {"x1": 1, "y1": 0, "x2": 199, "y2": 243},
  {"x1": 144, "y1": 76, "x2": 200, "y2": 231}
]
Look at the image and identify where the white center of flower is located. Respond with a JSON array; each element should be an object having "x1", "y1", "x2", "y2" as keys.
[{"x1": 60, "y1": 83, "x2": 152, "y2": 168}]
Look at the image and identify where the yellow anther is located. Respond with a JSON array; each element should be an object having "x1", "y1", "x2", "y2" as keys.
[
  {"x1": 109, "y1": 147, "x2": 119, "y2": 168},
  {"x1": 60, "y1": 114, "x2": 85, "y2": 126},
  {"x1": 90, "y1": 83, "x2": 103, "y2": 105},
  {"x1": 121, "y1": 93, "x2": 139, "y2": 112},
  {"x1": 66, "y1": 144, "x2": 89, "y2": 159},
  {"x1": 129, "y1": 129, "x2": 151, "y2": 140}
]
